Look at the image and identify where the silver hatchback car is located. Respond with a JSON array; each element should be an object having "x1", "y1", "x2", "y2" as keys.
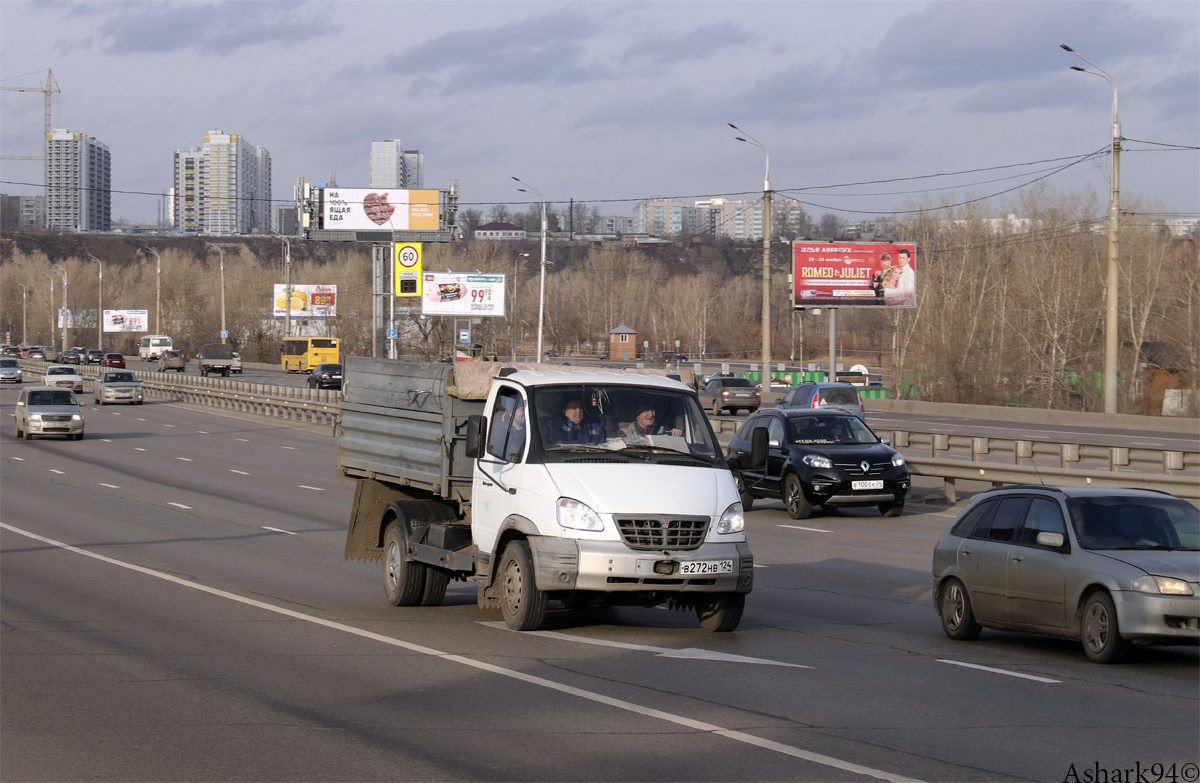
[
  {"x1": 15, "y1": 386, "x2": 85, "y2": 440},
  {"x1": 93, "y1": 369, "x2": 145, "y2": 405},
  {"x1": 0, "y1": 357, "x2": 22, "y2": 383},
  {"x1": 933, "y1": 486, "x2": 1199, "y2": 663}
]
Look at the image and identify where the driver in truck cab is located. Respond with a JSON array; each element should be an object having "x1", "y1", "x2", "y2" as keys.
[{"x1": 618, "y1": 403, "x2": 682, "y2": 444}]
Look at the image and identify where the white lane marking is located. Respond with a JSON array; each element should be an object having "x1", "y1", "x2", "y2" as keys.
[
  {"x1": 167, "y1": 502, "x2": 192, "y2": 510},
  {"x1": 0, "y1": 521, "x2": 920, "y2": 783},
  {"x1": 229, "y1": 469, "x2": 249, "y2": 475},
  {"x1": 10, "y1": 457, "x2": 23, "y2": 461},
  {"x1": 110, "y1": 412, "x2": 121, "y2": 415},
  {"x1": 938, "y1": 659, "x2": 1060, "y2": 684},
  {"x1": 298, "y1": 485, "x2": 324, "y2": 491},
  {"x1": 137, "y1": 418, "x2": 146, "y2": 421},
  {"x1": 164, "y1": 424, "x2": 175, "y2": 428},
  {"x1": 236, "y1": 438, "x2": 250, "y2": 442},
  {"x1": 778, "y1": 524, "x2": 833, "y2": 533},
  {"x1": 99, "y1": 483, "x2": 120, "y2": 489},
  {"x1": 176, "y1": 457, "x2": 193, "y2": 461},
  {"x1": 49, "y1": 469, "x2": 65, "y2": 474},
  {"x1": 262, "y1": 526, "x2": 297, "y2": 535},
  {"x1": 134, "y1": 448, "x2": 147, "y2": 451},
  {"x1": 281, "y1": 446, "x2": 297, "y2": 450},
  {"x1": 481, "y1": 622, "x2": 809, "y2": 668},
  {"x1": 197, "y1": 431, "x2": 208, "y2": 434},
  {"x1": 101, "y1": 438, "x2": 112, "y2": 442},
  {"x1": 753, "y1": 564, "x2": 769, "y2": 568}
]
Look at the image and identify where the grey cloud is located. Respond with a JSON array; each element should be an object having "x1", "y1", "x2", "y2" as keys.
[
  {"x1": 81, "y1": 0, "x2": 338, "y2": 56},
  {"x1": 621, "y1": 23, "x2": 754, "y2": 65},
  {"x1": 1140, "y1": 70, "x2": 1200, "y2": 130}
]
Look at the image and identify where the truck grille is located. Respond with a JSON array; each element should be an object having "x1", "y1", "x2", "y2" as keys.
[
  {"x1": 614, "y1": 515, "x2": 710, "y2": 551},
  {"x1": 42, "y1": 414, "x2": 74, "y2": 422}
]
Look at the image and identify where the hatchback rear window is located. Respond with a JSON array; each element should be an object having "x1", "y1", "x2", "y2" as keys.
[
  {"x1": 723, "y1": 378, "x2": 752, "y2": 387},
  {"x1": 821, "y1": 389, "x2": 859, "y2": 404}
]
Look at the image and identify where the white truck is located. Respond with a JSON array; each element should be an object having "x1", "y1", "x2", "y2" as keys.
[{"x1": 339, "y1": 357, "x2": 754, "y2": 631}]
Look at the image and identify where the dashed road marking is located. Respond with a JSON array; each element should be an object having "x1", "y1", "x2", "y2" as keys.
[
  {"x1": 778, "y1": 524, "x2": 833, "y2": 533},
  {"x1": 99, "y1": 483, "x2": 120, "y2": 489},
  {"x1": 298, "y1": 485, "x2": 324, "y2": 491},
  {"x1": 236, "y1": 438, "x2": 250, "y2": 442},
  {"x1": 49, "y1": 469, "x2": 65, "y2": 474},
  {"x1": 281, "y1": 446, "x2": 297, "y2": 450},
  {"x1": 176, "y1": 457, "x2": 193, "y2": 461},
  {"x1": 230, "y1": 469, "x2": 249, "y2": 475},
  {"x1": 167, "y1": 502, "x2": 192, "y2": 510},
  {"x1": 134, "y1": 447, "x2": 147, "y2": 451},
  {"x1": 11, "y1": 457, "x2": 23, "y2": 461},
  {"x1": 262, "y1": 526, "x2": 297, "y2": 535},
  {"x1": 938, "y1": 659, "x2": 1060, "y2": 684}
]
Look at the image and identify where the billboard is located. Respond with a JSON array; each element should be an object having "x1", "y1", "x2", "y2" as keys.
[
  {"x1": 422, "y1": 273, "x2": 506, "y2": 317},
  {"x1": 792, "y1": 242, "x2": 917, "y2": 307},
  {"x1": 321, "y1": 188, "x2": 440, "y2": 231},
  {"x1": 103, "y1": 309, "x2": 148, "y2": 332},
  {"x1": 273, "y1": 285, "x2": 337, "y2": 319}
]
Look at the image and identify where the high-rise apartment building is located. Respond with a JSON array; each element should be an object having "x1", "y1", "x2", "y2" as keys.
[
  {"x1": 370, "y1": 139, "x2": 424, "y2": 189},
  {"x1": 173, "y1": 130, "x2": 272, "y2": 235},
  {"x1": 45, "y1": 129, "x2": 110, "y2": 231}
]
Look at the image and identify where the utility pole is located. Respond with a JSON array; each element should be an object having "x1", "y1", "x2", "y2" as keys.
[
  {"x1": 16, "y1": 282, "x2": 27, "y2": 346},
  {"x1": 86, "y1": 254, "x2": 102, "y2": 350},
  {"x1": 140, "y1": 247, "x2": 162, "y2": 335},
  {"x1": 204, "y1": 243, "x2": 227, "y2": 344},
  {"x1": 40, "y1": 270, "x2": 55, "y2": 352},
  {"x1": 51, "y1": 263, "x2": 68, "y2": 350},
  {"x1": 731, "y1": 124, "x2": 772, "y2": 383}
]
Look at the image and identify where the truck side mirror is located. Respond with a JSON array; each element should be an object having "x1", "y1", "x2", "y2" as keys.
[
  {"x1": 750, "y1": 428, "x2": 769, "y2": 468},
  {"x1": 465, "y1": 414, "x2": 487, "y2": 459}
]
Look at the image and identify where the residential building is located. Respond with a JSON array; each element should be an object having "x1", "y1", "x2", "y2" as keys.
[
  {"x1": 45, "y1": 129, "x2": 110, "y2": 232},
  {"x1": 370, "y1": 139, "x2": 424, "y2": 189},
  {"x1": 634, "y1": 199, "x2": 684, "y2": 237},
  {"x1": 276, "y1": 204, "x2": 299, "y2": 235},
  {"x1": 474, "y1": 221, "x2": 527, "y2": 240},
  {"x1": 591, "y1": 214, "x2": 634, "y2": 235},
  {"x1": 0, "y1": 194, "x2": 45, "y2": 231},
  {"x1": 172, "y1": 130, "x2": 272, "y2": 235}
]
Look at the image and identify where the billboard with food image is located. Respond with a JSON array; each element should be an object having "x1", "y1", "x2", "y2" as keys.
[
  {"x1": 103, "y1": 309, "x2": 148, "y2": 332},
  {"x1": 792, "y1": 242, "x2": 917, "y2": 307},
  {"x1": 320, "y1": 188, "x2": 440, "y2": 231},
  {"x1": 422, "y1": 273, "x2": 506, "y2": 317},
  {"x1": 273, "y1": 285, "x2": 337, "y2": 318}
]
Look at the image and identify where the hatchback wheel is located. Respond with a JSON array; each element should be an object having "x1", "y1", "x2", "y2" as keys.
[
  {"x1": 1081, "y1": 591, "x2": 1130, "y2": 664},
  {"x1": 939, "y1": 578, "x2": 981, "y2": 640}
]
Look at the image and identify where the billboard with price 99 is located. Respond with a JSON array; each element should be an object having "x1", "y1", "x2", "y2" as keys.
[
  {"x1": 422, "y1": 273, "x2": 506, "y2": 317},
  {"x1": 793, "y1": 242, "x2": 917, "y2": 308}
]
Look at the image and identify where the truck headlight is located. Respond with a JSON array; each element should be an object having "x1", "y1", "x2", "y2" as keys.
[
  {"x1": 891, "y1": 453, "x2": 905, "y2": 467},
  {"x1": 716, "y1": 502, "x2": 744, "y2": 534},
  {"x1": 802, "y1": 454, "x2": 832, "y2": 469},
  {"x1": 557, "y1": 498, "x2": 603, "y2": 532},
  {"x1": 28, "y1": 413, "x2": 42, "y2": 421},
  {"x1": 1132, "y1": 575, "x2": 1194, "y2": 595},
  {"x1": 71, "y1": 414, "x2": 83, "y2": 421}
]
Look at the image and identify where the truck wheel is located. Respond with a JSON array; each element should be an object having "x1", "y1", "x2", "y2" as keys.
[
  {"x1": 783, "y1": 474, "x2": 812, "y2": 520},
  {"x1": 383, "y1": 521, "x2": 426, "y2": 606},
  {"x1": 499, "y1": 539, "x2": 548, "y2": 631},
  {"x1": 421, "y1": 567, "x2": 450, "y2": 607},
  {"x1": 696, "y1": 593, "x2": 745, "y2": 632}
]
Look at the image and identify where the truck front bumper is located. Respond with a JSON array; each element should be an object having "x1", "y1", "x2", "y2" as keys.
[{"x1": 530, "y1": 537, "x2": 753, "y2": 594}]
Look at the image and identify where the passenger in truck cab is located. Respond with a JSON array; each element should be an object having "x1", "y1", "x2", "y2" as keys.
[{"x1": 618, "y1": 402, "x2": 682, "y2": 445}]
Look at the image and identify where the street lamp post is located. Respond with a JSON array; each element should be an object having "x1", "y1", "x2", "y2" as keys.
[
  {"x1": 513, "y1": 177, "x2": 549, "y2": 360},
  {"x1": 512, "y1": 252, "x2": 529, "y2": 361},
  {"x1": 40, "y1": 270, "x2": 55, "y2": 352},
  {"x1": 51, "y1": 263, "x2": 68, "y2": 351},
  {"x1": 139, "y1": 246, "x2": 161, "y2": 335},
  {"x1": 730, "y1": 123, "x2": 772, "y2": 380},
  {"x1": 203, "y1": 243, "x2": 227, "y2": 344},
  {"x1": 1062, "y1": 44, "x2": 1121, "y2": 414},
  {"x1": 273, "y1": 232, "x2": 292, "y2": 338},
  {"x1": 15, "y1": 282, "x2": 27, "y2": 346},
  {"x1": 86, "y1": 254, "x2": 102, "y2": 350}
]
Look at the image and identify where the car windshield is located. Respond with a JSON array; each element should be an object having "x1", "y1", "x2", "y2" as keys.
[
  {"x1": 105, "y1": 372, "x2": 137, "y2": 383},
  {"x1": 532, "y1": 384, "x2": 720, "y2": 462},
  {"x1": 46, "y1": 367, "x2": 73, "y2": 375},
  {"x1": 1068, "y1": 496, "x2": 1200, "y2": 551},
  {"x1": 787, "y1": 415, "x2": 877, "y2": 445},
  {"x1": 0, "y1": 359, "x2": 17, "y2": 368},
  {"x1": 28, "y1": 390, "x2": 78, "y2": 406}
]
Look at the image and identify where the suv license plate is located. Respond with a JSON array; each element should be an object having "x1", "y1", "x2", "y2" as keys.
[
  {"x1": 852, "y1": 480, "x2": 884, "y2": 490},
  {"x1": 680, "y1": 560, "x2": 734, "y2": 575}
]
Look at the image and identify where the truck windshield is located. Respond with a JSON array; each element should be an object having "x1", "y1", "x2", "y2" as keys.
[{"x1": 532, "y1": 384, "x2": 721, "y2": 463}]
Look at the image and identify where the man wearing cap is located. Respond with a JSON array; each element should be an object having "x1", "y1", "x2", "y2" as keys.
[
  {"x1": 547, "y1": 399, "x2": 605, "y2": 445},
  {"x1": 618, "y1": 403, "x2": 682, "y2": 445}
]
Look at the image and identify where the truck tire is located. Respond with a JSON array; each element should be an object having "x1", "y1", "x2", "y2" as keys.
[
  {"x1": 696, "y1": 593, "x2": 745, "y2": 632},
  {"x1": 383, "y1": 520, "x2": 426, "y2": 606},
  {"x1": 421, "y1": 567, "x2": 450, "y2": 607},
  {"x1": 499, "y1": 539, "x2": 548, "y2": 631}
]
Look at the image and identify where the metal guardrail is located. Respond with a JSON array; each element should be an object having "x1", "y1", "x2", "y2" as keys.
[{"x1": 16, "y1": 358, "x2": 1199, "y2": 499}]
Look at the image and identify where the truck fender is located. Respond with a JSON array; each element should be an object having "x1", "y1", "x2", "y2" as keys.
[
  {"x1": 345, "y1": 479, "x2": 415, "y2": 562},
  {"x1": 479, "y1": 515, "x2": 543, "y2": 595}
]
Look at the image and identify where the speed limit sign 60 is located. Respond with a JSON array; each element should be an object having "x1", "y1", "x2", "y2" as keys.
[{"x1": 394, "y1": 242, "x2": 423, "y2": 297}]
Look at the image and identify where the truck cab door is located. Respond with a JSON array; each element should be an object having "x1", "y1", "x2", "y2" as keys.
[{"x1": 472, "y1": 386, "x2": 530, "y2": 557}]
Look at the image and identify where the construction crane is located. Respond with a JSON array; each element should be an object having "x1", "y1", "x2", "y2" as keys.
[{"x1": 1, "y1": 68, "x2": 60, "y2": 224}]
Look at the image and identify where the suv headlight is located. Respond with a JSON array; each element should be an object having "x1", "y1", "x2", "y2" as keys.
[
  {"x1": 557, "y1": 498, "x2": 603, "y2": 532},
  {"x1": 716, "y1": 502, "x2": 745, "y2": 534},
  {"x1": 1132, "y1": 575, "x2": 1194, "y2": 595},
  {"x1": 71, "y1": 414, "x2": 83, "y2": 421},
  {"x1": 802, "y1": 454, "x2": 832, "y2": 469},
  {"x1": 891, "y1": 453, "x2": 906, "y2": 467},
  {"x1": 28, "y1": 413, "x2": 42, "y2": 421}
]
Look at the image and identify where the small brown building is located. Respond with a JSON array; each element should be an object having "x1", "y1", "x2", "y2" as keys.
[{"x1": 608, "y1": 325, "x2": 638, "y2": 361}]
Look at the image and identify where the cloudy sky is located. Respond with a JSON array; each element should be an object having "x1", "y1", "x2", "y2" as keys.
[{"x1": 2, "y1": 0, "x2": 1197, "y2": 226}]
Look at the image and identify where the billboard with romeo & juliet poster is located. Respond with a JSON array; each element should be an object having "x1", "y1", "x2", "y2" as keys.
[{"x1": 792, "y1": 242, "x2": 917, "y2": 308}]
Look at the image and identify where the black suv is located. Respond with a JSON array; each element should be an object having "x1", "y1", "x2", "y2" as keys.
[
  {"x1": 307, "y1": 362, "x2": 343, "y2": 390},
  {"x1": 727, "y1": 409, "x2": 909, "y2": 518}
]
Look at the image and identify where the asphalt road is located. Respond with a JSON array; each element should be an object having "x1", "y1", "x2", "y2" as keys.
[{"x1": 2, "y1": 390, "x2": 1197, "y2": 782}]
